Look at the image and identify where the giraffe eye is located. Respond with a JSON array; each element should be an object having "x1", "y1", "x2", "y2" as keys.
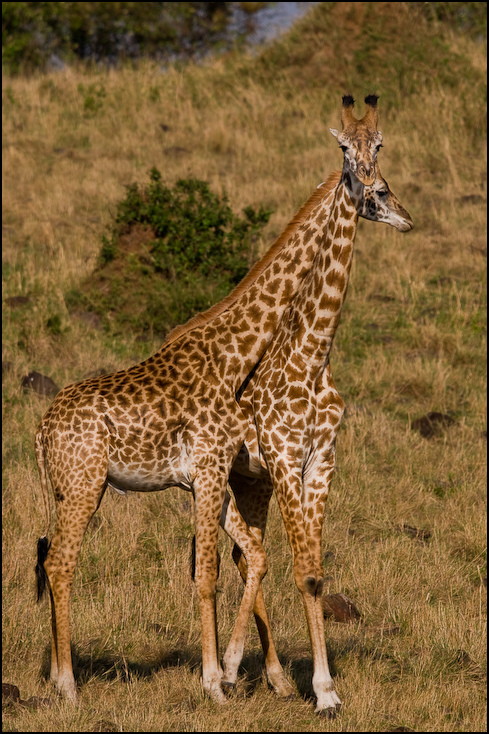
[
  {"x1": 339, "y1": 145, "x2": 348, "y2": 152},
  {"x1": 378, "y1": 189, "x2": 389, "y2": 198}
]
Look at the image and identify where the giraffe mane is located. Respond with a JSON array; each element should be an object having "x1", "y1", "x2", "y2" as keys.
[{"x1": 163, "y1": 169, "x2": 342, "y2": 347}]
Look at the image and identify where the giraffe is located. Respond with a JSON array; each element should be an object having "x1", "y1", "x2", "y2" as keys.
[
  {"x1": 223, "y1": 124, "x2": 413, "y2": 714},
  {"x1": 34, "y1": 95, "x2": 387, "y2": 706}
]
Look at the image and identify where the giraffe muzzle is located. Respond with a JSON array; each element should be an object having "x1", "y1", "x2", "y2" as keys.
[{"x1": 356, "y1": 163, "x2": 375, "y2": 185}]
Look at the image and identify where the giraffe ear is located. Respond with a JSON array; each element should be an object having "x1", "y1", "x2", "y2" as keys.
[{"x1": 330, "y1": 128, "x2": 339, "y2": 139}]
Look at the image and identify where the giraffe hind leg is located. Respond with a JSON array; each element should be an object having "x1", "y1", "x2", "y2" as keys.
[
  {"x1": 41, "y1": 478, "x2": 106, "y2": 702},
  {"x1": 231, "y1": 543, "x2": 295, "y2": 698},
  {"x1": 219, "y1": 489, "x2": 268, "y2": 690}
]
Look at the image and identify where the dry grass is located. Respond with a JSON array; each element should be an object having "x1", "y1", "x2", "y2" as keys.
[{"x1": 2, "y1": 3, "x2": 486, "y2": 731}]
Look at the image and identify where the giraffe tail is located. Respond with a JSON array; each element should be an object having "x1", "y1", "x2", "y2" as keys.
[
  {"x1": 34, "y1": 426, "x2": 51, "y2": 602},
  {"x1": 35, "y1": 535, "x2": 50, "y2": 601}
]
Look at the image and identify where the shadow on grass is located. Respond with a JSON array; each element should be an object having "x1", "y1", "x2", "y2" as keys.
[
  {"x1": 38, "y1": 639, "x2": 342, "y2": 703},
  {"x1": 39, "y1": 641, "x2": 202, "y2": 688},
  {"x1": 236, "y1": 644, "x2": 341, "y2": 702}
]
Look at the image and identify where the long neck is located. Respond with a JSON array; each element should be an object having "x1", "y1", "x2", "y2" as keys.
[
  {"x1": 161, "y1": 171, "x2": 343, "y2": 387},
  {"x1": 163, "y1": 170, "x2": 342, "y2": 349},
  {"x1": 288, "y1": 171, "x2": 362, "y2": 365}
]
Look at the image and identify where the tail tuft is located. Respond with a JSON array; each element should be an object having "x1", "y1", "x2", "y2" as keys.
[{"x1": 35, "y1": 536, "x2": 50, "y2": 602}]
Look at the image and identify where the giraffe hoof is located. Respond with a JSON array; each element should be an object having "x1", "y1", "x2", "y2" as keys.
[
  {"x1": 267, "y1": 676, "x2": 296, "y2": 699},
  {"x1": 220, "y1": 680, "x2": 236, "y2": 691},
  {"x1": 279, "y1": 692, "x2": 296, "y2": 701},
  {"x1": 315, "y1": 702, "x2": 341, "y2": 719},
  {"x1": 208, "y1": 687, "x2": 228, "y2": 705}
]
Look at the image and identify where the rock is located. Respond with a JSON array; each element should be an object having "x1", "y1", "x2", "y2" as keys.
[
  {"x1": 322, "y1": 593, "x2": 361, "y2": 622},
  {"x1": 5, "y1": 296, "x2": 32, "y2": 307},
  {"x1": 21, "y1": 371, "x2": 60, "y2": 397},
  {"x1": 2, "y1": 683, "x2": 20, "y2": 704},
  {"x1": 20, "y1": 696, "x2": 52, "y2": 709},
  {"x1": 411, "y1": 412, "x2": 455, "y2": 438}
]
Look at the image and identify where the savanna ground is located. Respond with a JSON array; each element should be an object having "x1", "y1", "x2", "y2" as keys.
[{"x1": 2, "y1": 3, "x2": 487, "y2": 731}]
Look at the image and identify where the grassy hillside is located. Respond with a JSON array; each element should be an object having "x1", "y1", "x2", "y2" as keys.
[{"x1": 2, "y1": 2, "x2": 486, "y2": 731}]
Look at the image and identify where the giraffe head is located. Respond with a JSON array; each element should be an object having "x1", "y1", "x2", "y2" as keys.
[
  {"x1": 330, "y1": 95, "x2": 383, "y2": 186},
  {"x1": 360, "y1": 162, "x2": 414, "y2": 232}
]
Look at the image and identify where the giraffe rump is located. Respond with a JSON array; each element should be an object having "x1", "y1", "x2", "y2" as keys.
[{"x1": 36, "y1": 535, "x2": 50, "y2": 602}]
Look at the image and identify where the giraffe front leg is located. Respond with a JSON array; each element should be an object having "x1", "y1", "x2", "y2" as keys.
[
  {"x1": 299, "y1": 461, "x2": 342, "y2": 715},
  {"x1": 272, "y1": 472, "x2": 341, "y2": 717},
  {"x1": 302, "y1": 446, "x2": 337, "y2": 583},
  {"x1": 302, "y1": 590, "x2": 342, "y2": 716},
  {"x1": 302, "y1": 453, "x2": 342, "y2": 715}
]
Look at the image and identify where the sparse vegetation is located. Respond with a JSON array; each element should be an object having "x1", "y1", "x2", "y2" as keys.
[{"x1": 2, "y1": 2, "x2": 486, "y2": 731}]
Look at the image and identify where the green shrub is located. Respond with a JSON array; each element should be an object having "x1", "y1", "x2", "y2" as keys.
[
  {"x1": 103, "y1": 167, "x2": 271, "y2": 282},
  {"x1": 68, "y1": 168, "x2": 272, "y2": 337}
]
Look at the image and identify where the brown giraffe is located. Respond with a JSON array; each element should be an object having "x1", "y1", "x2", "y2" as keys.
[
  {"x1": 223, "y1": 105, "x2": 413, "y2": 714},
  {"x1": 34, "y1": 95, "x2": 386, "y2": 706}
]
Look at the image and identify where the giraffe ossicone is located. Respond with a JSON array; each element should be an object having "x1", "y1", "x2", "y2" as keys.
[{"x1": 34, "y1": 95, "x2": 412, "y2": 715}]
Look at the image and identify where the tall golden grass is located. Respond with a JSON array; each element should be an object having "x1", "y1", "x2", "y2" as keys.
[{"x1": 2, "y1": 3, "x2": 486, "y2": 731}]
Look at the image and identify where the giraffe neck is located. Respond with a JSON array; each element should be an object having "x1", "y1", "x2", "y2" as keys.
[
  {"x1": 159, "y1": 171, "x2": 344, "y2": 390},
  {"x1": 163, "y1": 170, "x2": 342, "y2": 350},
  {"x1": 288, "y1": 170, "x2": 362, "y2": 365}
]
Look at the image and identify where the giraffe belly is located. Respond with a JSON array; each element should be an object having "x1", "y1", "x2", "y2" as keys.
[
  {"x1": 106, "y1": 466, "x2": 192, "y2": 493},
  {"x1": 106, "y1": 425, "x2": 198, "y2": 492}
]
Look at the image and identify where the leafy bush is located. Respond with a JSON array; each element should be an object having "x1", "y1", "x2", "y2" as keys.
[
  {"x1": 69, "y1": 168, "x2": 272, "y2": 337},
  {"x1": 103, "y1": 168, "x2": 270, "y2": 283}
]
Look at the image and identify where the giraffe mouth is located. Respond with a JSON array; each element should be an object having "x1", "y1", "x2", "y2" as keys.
[
  {"x1": 396, "y1": 219, "x2": 414, "y2": 232},
  {"x1": 393, "y1": 212, "x2": 414, "y2": 232}
]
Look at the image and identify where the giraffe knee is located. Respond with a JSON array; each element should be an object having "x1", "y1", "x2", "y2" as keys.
[
  {"x1": 193, "y1": 551, "x2": 220, "y2": 598},
  {"x1": 294, "y1": 568, "x2": 324, "y2": 597},
  {"x1": 194, "y1": 570, "x2": 218, "y2": 600},
  {"x1": 303, "y1": 575, "x2": 324, "y2": 597}
]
